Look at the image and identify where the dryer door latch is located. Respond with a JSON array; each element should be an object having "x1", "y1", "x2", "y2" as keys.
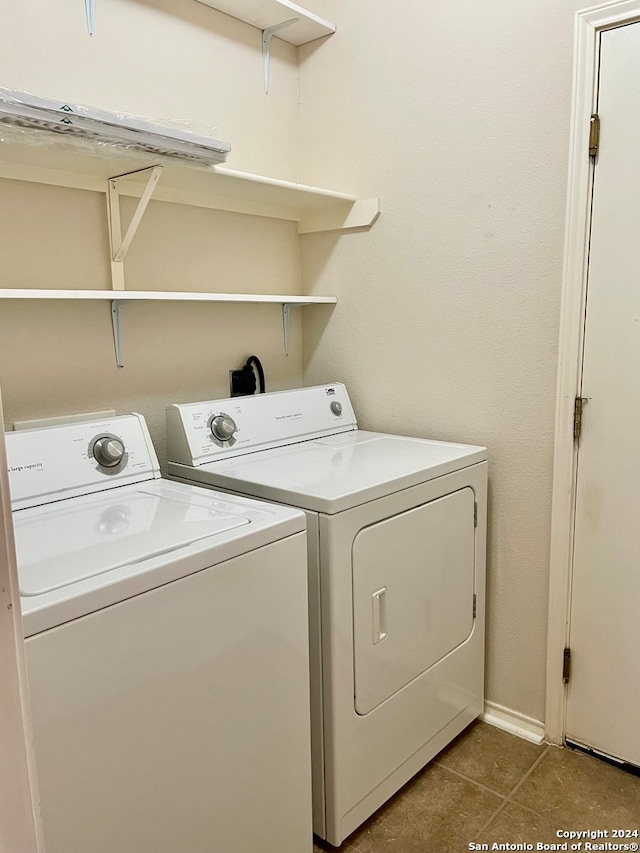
[{"x1": 372, "y1": 588, "x2": 388, "y2": 645}]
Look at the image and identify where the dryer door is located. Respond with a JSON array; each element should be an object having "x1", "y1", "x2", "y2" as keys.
[{"x1": 352, "y1": 487, "x2": 475, "y2": 715}]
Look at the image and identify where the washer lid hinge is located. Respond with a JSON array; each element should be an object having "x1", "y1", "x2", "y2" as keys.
[
  {"x1": 473, "y1": 593, "x2": 477, "y2": 619},
  {"x1": 474, "y1": 500, "x2": 478, "y2": 527},
  {"x1": 562, "y1": 647, "x2": 571, "y2": 683}
]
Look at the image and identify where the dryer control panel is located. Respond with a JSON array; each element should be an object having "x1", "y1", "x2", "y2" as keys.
[
  {"x1": 7, "y1": 414, "x2": 160, "y2": 510},
  {"x1": 167, "y1": 383, "x2": 357, "y2": 466}
]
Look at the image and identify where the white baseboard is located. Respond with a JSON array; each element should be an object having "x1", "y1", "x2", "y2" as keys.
[{"x1": 481, "y1": 700, "x2": 546, "y2": 745}]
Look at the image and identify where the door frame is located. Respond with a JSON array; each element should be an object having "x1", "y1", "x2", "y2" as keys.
[{"x1": 546, "y1": 0, "x2": 640, "y2": 745}]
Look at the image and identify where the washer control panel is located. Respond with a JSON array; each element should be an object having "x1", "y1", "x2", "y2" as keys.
[
  {"x1": 7, "y1": 413, "x2": 160, "y2": 510},
  {"x1": 167, "y1": 383, "x2": 358, "y2": 466}
]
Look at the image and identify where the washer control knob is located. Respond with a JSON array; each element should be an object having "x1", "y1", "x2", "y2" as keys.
[
  {"x1": 211, "y1": 415, "x2": 237, "y2": 442},
  {"x1": 93, "y1": 436, "x2": 126, "y2": 468},
  {"x1": 330, "y1": 401, "x2": 343, "y2": 416}
]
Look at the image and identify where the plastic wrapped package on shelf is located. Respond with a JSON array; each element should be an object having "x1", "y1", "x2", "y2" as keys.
[{"x1": 0, "y1": 87, "x2": 231, "y2": 166}]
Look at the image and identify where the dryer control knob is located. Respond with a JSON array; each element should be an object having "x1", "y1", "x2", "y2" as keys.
[
  {"x1": 330, "y1": 401, "x2": 343, "y2": 416},
  {"x1": 93, "y1": 436, "x2": 125, "y2": 468},
  {"x1": 211, "y1": 415, "x2": 237, "y2": 442}
]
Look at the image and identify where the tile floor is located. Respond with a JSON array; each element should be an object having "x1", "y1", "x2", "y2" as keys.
[{"x1": 313, "y1": 721, "x2": 640, "y2": 853}]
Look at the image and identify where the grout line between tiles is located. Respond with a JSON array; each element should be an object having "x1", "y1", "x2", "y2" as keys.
[
  {"x1": 435, "y1": 762, "x2": 509, "y2": 801},
  {"x1": 471, "y1": 747, "x2": 552, "y2": 841},
  {"x1": 503, "y1": 744, "x2": 552, "y2": 804},
  {"x1": 505, "y1": 798, "x2": 564, "y2": 829},
  {"x1": 474, "y1": 797, "x2": 512, "y2": 840},
  {"x1": 433, "y1": 762, "x2": 512, "y2": 842}
]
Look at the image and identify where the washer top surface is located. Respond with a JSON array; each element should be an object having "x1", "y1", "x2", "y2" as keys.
[
  {"x1": 170, "y1": 430, "x2": 487, "y2": 514},
  {"x1": 14, "y1": 478, "x2": 305, "y2": 636}
]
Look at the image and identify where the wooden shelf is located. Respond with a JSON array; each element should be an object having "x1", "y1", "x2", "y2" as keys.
[
  {"x1": 0, "y1": 290, "x2": 336, "y2": 304},
  {"x1": 0, "y1": 290, "x2": 337, "y2": 366},
  {"x1": 193, "y1": 0, "x2": 335, "y2": 46},
  {"x1": 0, "y1": 142, "x2": 379, "y2": 234}
]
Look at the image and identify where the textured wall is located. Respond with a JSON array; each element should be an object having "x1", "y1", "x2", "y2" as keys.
[
  {"x1": 298, "y1": 0, "x2": 587, "y2": 722},
  {"x1": 0, "y1": 0, "x2": 303, "y2": 467},
  {"x1": 0, "y1": 0, "x2": 595, "y2": 723}
]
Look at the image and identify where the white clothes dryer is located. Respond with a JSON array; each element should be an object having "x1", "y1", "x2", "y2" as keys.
[
  {"x1": 166, "y1": 384, "x2": 488, "y2": 846},
  {"x1": 7, "y1": 413, "x2": 312, "y2": 853}
]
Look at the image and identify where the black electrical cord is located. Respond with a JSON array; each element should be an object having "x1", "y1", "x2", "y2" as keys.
[{"x1": 244, "y1": 355, "x2": 265, "y2": 393}]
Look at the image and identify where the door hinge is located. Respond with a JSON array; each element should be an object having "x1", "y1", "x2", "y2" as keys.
[
  {"x1": 573, "y1": 397, "x2": 588, "y2": 440},
  {"x1": 589, "y1": 113, "x2": 600, "y2": 158},
  {"x1": 474, "y1": 501, "x2": 478, "y2": 527},
  {"x1": 473, "y1": 593, "x2": 477, "y2": 619},
  {"x1": 562, "y1": 647, "x2": 571, "y2": 683}
]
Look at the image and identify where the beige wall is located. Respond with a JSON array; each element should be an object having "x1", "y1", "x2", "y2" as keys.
[
  {"x1": 298, "y1": 0, "x2": 588, "y2": 723},
  {"x1": 0, "y1": 0, "x2": 305, "y2": 466},
  {"x1": 1, "y1": 0, "x2": 594, "y2": 725}
]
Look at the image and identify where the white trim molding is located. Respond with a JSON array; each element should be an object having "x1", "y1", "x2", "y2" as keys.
[
  {"x1": 545, "y1": 0, "x2": 640, "y2": 746},
  {"x1": 481, "y1": 701, "x2": 545, "y2": 746}
]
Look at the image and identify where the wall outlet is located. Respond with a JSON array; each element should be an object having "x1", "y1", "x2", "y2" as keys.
[{"x1": 229, "y1": 367, "x2": 256, "y2": 397}]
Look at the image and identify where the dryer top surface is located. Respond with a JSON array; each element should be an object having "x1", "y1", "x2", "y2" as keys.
[{"x1": 169, "y1": 430, "x2": 487, "y2": 514}]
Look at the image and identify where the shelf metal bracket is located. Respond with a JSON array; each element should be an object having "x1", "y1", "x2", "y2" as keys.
[
  {"x1": 262, "y1": 19, "x2": 298, "y2": 94},
  {"x1": 111, "y1": 300, "x2": 126, "y2": 368},
  {"x1": 111, "y1": 300, "x2": 137, "y2": 369},
  {"x1": 85, "y1": 0, "x2": 96, "y2": 35},
  {"x1": 107, "y1": 165, "x2": 163, "y2": 291},
  {"x1": 282, "y1": 301, "x2": 311, "y2": 356}
]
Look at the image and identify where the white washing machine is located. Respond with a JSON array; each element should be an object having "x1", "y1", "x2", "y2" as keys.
[
  {"x1": 7, "y1": 413, "x2": 312, "y2": 853},
  {"x1": 166, "y1": 383, "x2": 488, "y2": 846}
]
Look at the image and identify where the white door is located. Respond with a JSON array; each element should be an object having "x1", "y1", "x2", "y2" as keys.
[{"x1": 565, "y1": 21, "x2": 640, "y2": 767}]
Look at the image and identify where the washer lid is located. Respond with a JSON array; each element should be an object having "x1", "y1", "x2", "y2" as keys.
[
  {"x1": 14, "y1": 485, "x2": 250, "y2": 597},
  {"x1": 170, "y1": 431, "x2": 487, "y2": 514}
]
